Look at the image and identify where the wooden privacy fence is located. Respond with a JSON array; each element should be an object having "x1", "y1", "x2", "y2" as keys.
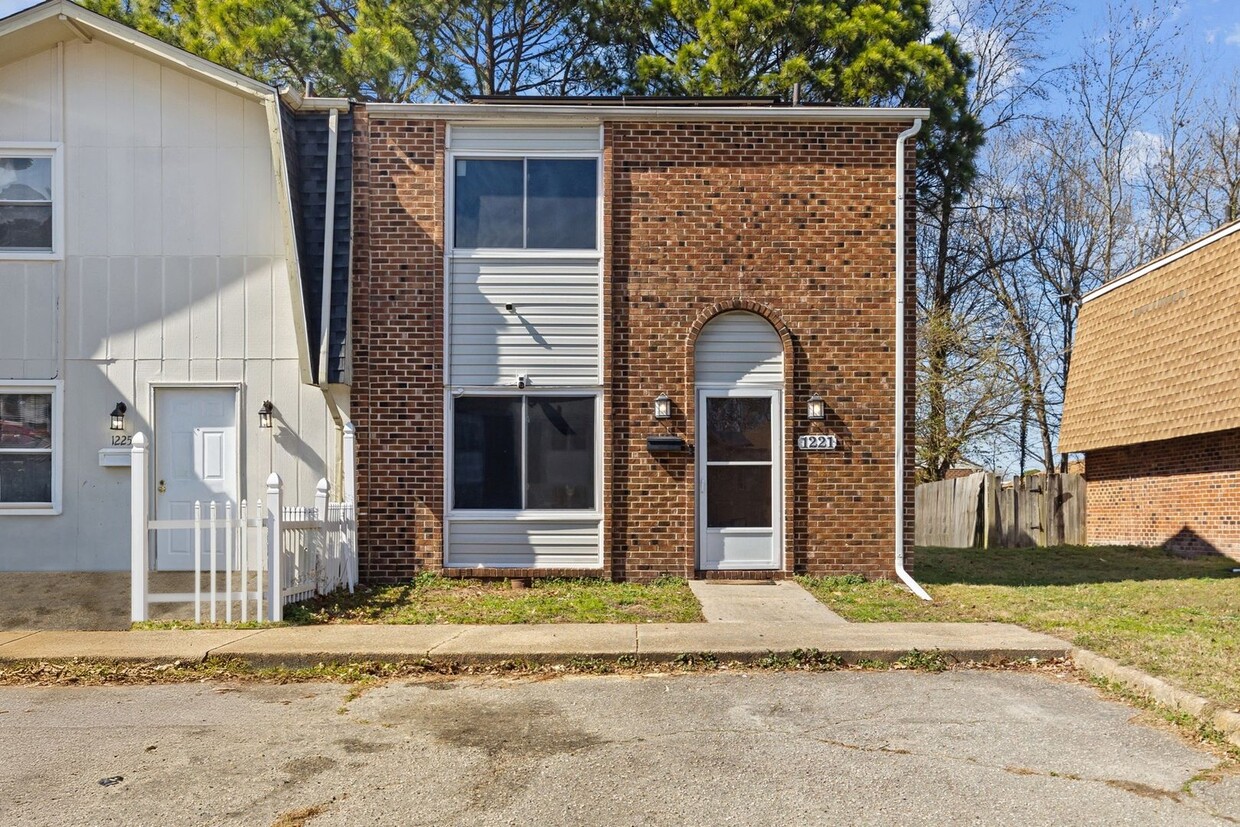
[
  {"x1": 129, "y1": 433, "x2": 357, "y2": 623},
  {"x1": 915, "y1": 472, "x2": 1086, "y2": 549}
]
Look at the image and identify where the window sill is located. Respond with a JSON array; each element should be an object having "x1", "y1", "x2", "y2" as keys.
[
  {"x1": 449, "y1": 249, "x2": 601, "y2": 260},
  {"x1": 0, "y1": 505, "x2": 62, "y2": 516},
  {"x1": 448, "y1": 511, "x2": 602, "y2": 521},
  {"x1": 0, "y1": 251, "x2": 62, "y2": 262}
]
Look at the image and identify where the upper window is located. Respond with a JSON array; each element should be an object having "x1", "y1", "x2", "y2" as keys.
[
  {"x1": 453, "y1": 394, "x2": 596, "y2": 511},
  {"x1": 0, "y1": 386, "x2": 58, "y2": 511},
  {"x1": 0, "y1": 148, "x2": 59, "y2": 258},
  {"x1": 454, "y1": 158, "x2": 597, "y2": 250}
]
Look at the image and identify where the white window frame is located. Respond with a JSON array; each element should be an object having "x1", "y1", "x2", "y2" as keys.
[
  {"x1": 447, "y1": 152, "x2": 603, "y2": 257},
  {"x1": 0, "y1": 143, "x2": 64, "y2": 261},
  {"x1": 446, "y1": 389, "x2": 603, "y2": 520},
  {"x1": 0, "y1": 380, "x2": 64, "y2": 515}
]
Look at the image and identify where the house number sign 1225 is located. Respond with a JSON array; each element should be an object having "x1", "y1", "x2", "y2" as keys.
[{"x1": 797, "y1": 434, "x2": 838, "y2": 450}]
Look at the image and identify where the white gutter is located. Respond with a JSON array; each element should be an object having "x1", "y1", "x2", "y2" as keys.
[
  {"x1": 363, "y1": 102, "x2": 930, "y2": 123},
  {"x1": 894, "y1": 118, "x2": 931, "y2": 602},
  {"x1": 317, "y1": 107, "x2": 339, "y2": 386}
]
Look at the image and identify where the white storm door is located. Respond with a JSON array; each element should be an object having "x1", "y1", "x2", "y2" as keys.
[
  {"x1": 697, "y1": 389, "x2": 782, "y2": 570},
  {"x1": 154, "y1": 388, "x2": 239, "y2": 571}
]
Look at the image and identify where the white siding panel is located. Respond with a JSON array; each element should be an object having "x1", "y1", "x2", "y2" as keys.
[
  {"x1": 68, "y1": 146, "x2": 109, "y2": 255},
  {"x1": 107, "y1": 258, "x2": 136, "y2": 360},
  {"x1": 64, "y1": 42, "x2": 108, "y2": 148},
  {"x1": 447, "y1": 521, "x2": 603, "y2": 568},
  {"x1": 449, "y1": 258, "x2": 600, "y2": 386},
  {"x1": 106, "y1": 147, "x2": 136, "y2": 255},
  {"x1": 134, "y1": 257, "x2": 164, "y2": 358},
  {"x1": 104, "y1": 46, "x2": 136, "y2": 148},
  {"x1": 0, "y1": 50, "x2": 56, "y2": 141},
  {"x1": 450, "y1": 125, "x2": 600, "y2": 154},
  {"x1": 132, "y1": 147, "x2": 163, "y2": 254},
  {"x1": 695, "y1": 312, "x2": 784, "y2": 386},
  {"x1": 77, "y1": 257, "x2": 109, "y2": 360}
]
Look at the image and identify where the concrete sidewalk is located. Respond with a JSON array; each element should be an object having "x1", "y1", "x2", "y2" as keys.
[
  {"x1": 688, "y1": 580, "x2": 847, "y2": 624},
  {"x1": 0, "y1": 622, "x2": 1071, "y2": 667}
]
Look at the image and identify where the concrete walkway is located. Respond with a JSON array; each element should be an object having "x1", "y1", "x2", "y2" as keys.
[
  {"x1": 0, "y1": 622, "x2": 1071, "y2": 667},
  {"x1": 688, "y1": 580, "x2": 847, "y2": 624}
]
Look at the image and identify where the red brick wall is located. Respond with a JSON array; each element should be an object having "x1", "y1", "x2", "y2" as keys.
[
  {"x1": 351, "y1": 115, "x2": 446, "y2": 580},
  {"x1": 352, "y1": 113, "x2": 917, "y2": 581},
  {"x1": 1086, "y1": 429, "x2": 1240, "y2": 559},
  {"x1": 606, "y1": 121, "x2": 916, "y2": 580}
]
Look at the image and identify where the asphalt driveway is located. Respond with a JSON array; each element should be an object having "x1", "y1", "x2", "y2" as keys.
[{"x1": 0, "y1": 670, "x2": 1236, "y2": 825}]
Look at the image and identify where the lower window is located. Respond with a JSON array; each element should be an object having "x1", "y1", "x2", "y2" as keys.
[
  {"x1": 453, "y1": 394, "x2": 595, "y2": 511},
  {"x1": 0, "y1": 388, "x2": 56, "y2": 507}
]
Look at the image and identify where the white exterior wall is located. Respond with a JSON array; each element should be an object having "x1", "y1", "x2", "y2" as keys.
[
  {"x1": 0, "y1": 41, "x2": 336, "y2": 571},
  {"x1": 445, "y1": 125, "x2": 603, "y2": 569}
]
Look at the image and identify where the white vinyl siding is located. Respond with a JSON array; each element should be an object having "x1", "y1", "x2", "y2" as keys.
[
  {"x1": 695, "y1": 312, "x2": 784, "y2": 385},
  {"x1": 0, "y1": 39, "x2": 337, "y2": 570},
  {"x1": 450, "y1": 125, "x2": 601, "y2": 154},
  {"x1": 446, "y1": 520, "x2": 602, "y2": 568},
  {"x1": 449, "y1": 258, "x2": 600, "y2": 386}
]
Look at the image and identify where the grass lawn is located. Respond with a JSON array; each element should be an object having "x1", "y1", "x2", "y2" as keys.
[
  {"x1": 284, "y1": 573, "x2": 703, "y2": 625},
  {"x1": 799, "y1": 545, "x2": 1240, "y2": 709}
]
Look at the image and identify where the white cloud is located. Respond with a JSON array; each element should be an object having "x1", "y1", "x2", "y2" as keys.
[{"x1": 1225, "y1": 23, "x2": 1240, "y2": 46}]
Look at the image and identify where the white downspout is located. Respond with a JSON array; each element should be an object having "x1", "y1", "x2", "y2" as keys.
[
  {"x1": 895, "y1": 119, "x2": 931, "y2": 601},
  {"x1": 317, "y1": 107, "x2": 339, "y2": 386}
]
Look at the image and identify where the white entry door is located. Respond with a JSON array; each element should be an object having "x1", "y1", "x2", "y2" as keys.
[
  {"x1": 697, "y1": 388, "x2": 782, "y2": 570},
  {"x1": 154, "y1": 387, "x2": 239, "y2": 571}
]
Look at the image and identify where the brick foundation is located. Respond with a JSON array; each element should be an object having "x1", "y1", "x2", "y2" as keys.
[
  {"x1": 1086, "y1": 428, "x2": 1240, "y2": 559},
  {"x1": 352, "y1": 113, "x2": 916, "y2": 582}
]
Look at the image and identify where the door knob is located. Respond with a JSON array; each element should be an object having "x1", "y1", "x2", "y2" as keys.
[{"x1": 157, "y1": 480, "x2": 166, "y2": 493}]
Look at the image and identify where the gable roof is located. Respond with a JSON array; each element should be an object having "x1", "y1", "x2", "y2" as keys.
[
  {"x1": 0, "y1": 0, "x2": 272, "y2": 99},
  {"x1": 0, "y1": 0, "x2": 340, "y2": 386},
  {"x1": 1059, "y1": 219, "x2": 1240, "y2": 453}
]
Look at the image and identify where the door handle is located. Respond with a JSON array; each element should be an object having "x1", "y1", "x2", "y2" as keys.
[{"x1": 157, "y1": 480, "x2": 166, "y2": 494}]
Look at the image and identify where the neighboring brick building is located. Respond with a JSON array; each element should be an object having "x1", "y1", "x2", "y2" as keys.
[
  {"x1": 350, "y1": 99, "x2": 926, "y2": 582},
  {"x1": 1060, "y1": 219, "x2": 1240, "y2": 560}
]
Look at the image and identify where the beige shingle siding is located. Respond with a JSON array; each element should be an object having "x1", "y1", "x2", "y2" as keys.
[{"x1": 1060, "y1": 222, "x2": 1240, "y2": 452}]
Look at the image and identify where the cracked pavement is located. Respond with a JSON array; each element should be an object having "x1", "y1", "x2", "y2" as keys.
[{"x1": 0, "y1": 671, "x2": 1237, "y2": 825}]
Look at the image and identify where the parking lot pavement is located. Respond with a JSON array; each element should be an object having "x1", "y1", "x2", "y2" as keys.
[{"x1": 0, "y1": 670, "x2": 1236, "y2": 826}]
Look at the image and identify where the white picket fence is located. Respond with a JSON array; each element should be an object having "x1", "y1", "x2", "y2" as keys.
[{"x1": 129, "y1": 431, "x2": 357, "y2": 623}]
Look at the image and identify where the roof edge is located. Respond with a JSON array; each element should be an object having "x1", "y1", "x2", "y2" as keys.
[
  {"x1": 1082, "y1": 218, "x2": 1240, "y2": 304},
  {"x1": 0, "y1": 0, "x2": 276, "y2": 100},
  {"x1": 361, "y1": 102, "x2": 930, "y2": 123}
]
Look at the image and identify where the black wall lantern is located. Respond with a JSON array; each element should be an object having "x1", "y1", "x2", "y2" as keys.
[
  {"x1": 109, "y1": 402, "x2": 127, "y2": 431},
  {"x1": 806, "y1": 393, "x2": 826, "y2": 421},
  {"x1": 258, "y1": 400, "x2": 274, "y2": 429},
  {"x1": 653, "y1": 393, "x2": 672, "y2": 420}
]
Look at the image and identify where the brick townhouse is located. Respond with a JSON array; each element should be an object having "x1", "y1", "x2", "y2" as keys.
[
  {"x1": 349, "y1": 97, "x2": 928, "y2": 582},
  {"x1": 1061, "y1": 218, "x2": 1240, "y2": 560}
]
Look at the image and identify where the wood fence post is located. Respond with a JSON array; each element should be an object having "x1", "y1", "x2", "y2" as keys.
[
  {"x1": 266, "y1": 473, "x2": 283, "y2": 622},
  {"x1": 130, "y1": 433, "x2": 149, "y2": 623},
  {"x1": 343, "y1": 422, "x2": 356, "y2": 504},
  {"x1": 315, "y1": 477, "x2": 330, "y2": 594}
]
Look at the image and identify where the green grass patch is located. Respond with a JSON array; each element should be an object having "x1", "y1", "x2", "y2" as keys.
[
  {"x1": 799, "y1": 545, "x2": 1240, "y2": 708},
  {"x1": 282, "y1": 572, "x2": 703, "y2": 625}
]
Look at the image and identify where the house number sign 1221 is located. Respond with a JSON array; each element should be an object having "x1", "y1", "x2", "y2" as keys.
[{"x1": 797, "y1": 434, "x2": 837, "y2": 450}]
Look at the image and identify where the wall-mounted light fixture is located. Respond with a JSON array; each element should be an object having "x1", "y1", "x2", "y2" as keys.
[
  {"x1": 258, "y1": 400, "x2": 274, "y2": 429},
  {"x1": 806, "y1": 393, "x2": 826, "y2": 421},
  {"x1": 653, "y1": 393, "x2": 672, "y2": 420},
  {"x1": 109, "y1": 402, "x2": 127, "y2": 431}
]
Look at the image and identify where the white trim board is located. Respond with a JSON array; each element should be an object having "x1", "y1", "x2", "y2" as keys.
[
  {"x1": 1082, "y1": 219, "x2": 1240, "y2": 304},
  {"x1": 367, "y1": 102, "x2": 930, "y2": 123}
]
